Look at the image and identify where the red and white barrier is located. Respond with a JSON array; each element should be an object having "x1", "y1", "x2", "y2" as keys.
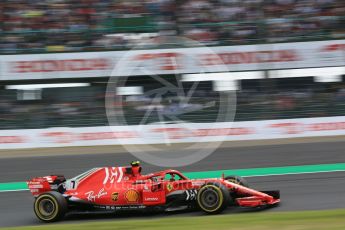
[
  {"x1": 0, "y1": 40, "x2": 344, "y2": 80},
  {"x1": 0, "y1": 116, "x2": 344, "y2": 149}
]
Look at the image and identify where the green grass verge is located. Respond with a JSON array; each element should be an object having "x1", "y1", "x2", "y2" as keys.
[{"x1": 3, "y1": 209, "x2": 345, "y2": 230}]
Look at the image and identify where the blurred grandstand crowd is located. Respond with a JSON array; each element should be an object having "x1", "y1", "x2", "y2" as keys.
[
  {"x1": 1, "y1": 0, "x2": 345, "y2": 53},
  {"x1": 0, "y1": 0, "x2": 344, "y2": 130},
  {"x1": 0, "y1": 79, "x2": 344, "y2": 129}
]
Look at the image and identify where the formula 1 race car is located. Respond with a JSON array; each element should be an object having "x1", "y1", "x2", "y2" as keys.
[{"x1": 27, "y1": 161, "x2": 280, "y2": 222}]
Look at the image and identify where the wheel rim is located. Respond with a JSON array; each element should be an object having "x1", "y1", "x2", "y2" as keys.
[
  {"x1": 201, "y1": 189, "x2": 219, "y2": 209},
  {"x1": 38, "y1": 198, "x2": 55, "y2": 217}
]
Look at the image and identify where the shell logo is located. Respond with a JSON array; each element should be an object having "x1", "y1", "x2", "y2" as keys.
[{"x1": 125, "y1": 190, "x2": 139, "y2": 202}]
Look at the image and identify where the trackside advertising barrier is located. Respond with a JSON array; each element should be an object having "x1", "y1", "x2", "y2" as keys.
[
  {"x1": 0, "y1": 116, "x2": 344, "y2": 149},
  {"x1": 0, "y1": 40, "x2": 345, "y2": 80}
]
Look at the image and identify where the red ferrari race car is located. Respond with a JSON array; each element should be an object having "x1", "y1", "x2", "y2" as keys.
[{"x1": 27, "y1": 161, "x2": 280, "y2": 222}]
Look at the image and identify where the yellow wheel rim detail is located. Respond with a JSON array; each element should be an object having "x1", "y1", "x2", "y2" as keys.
[
  {"x1": 197, "y1": 185, "x2": 224, "y2": 213},
  {"x1": 34, "y1": 194, "x2": 59, "y2": 221}
]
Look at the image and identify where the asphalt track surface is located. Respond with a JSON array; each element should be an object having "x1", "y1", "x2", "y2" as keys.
[{"x1": 1, "y1": 141, "x2": 345, "y2": 227}]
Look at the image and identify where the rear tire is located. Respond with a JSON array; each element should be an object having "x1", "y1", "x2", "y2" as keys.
[
  {"x1": 34, "y1": 191, "x2": 67, "y2": 222},
  {"x1": 197, "y1": 183, "x2": 230, "y2": 214}
]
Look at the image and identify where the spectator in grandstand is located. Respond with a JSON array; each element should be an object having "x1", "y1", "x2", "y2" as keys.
[{"x1": 0, "y1": 0, "x2": 344, "y2": 53}]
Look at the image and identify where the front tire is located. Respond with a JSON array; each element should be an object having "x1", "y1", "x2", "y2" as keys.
[
  {"x1": 225, "y1": 175, "x2": 249, "y2": 187},
  {"x1": 197, "y1": 183, "x2": 230, "y2": 214},
  {"x1": 34, "y1": 191, "x2": 67, "y2": 222}
]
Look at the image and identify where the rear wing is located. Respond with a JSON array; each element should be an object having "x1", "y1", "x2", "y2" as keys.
[{"x1": 27, "y1": 175, "x2": 66, "y2": 196}]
